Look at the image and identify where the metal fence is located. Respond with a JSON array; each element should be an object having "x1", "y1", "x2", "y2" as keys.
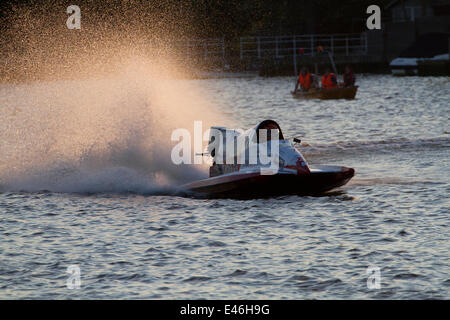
[
  {"x1": 148, "y1": 33, "x2": 368, "y2": 65},
  {"x1": 239, "y1": 33, "x2": 368, "y2": 59},
  {"x1": 158, "y1": 37, "x2": 226, "y2": 61}
]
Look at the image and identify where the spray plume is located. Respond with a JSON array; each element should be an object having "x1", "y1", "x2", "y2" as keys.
[{"x1": 0, "y1": 1, "x2": 231, "y2": 193}]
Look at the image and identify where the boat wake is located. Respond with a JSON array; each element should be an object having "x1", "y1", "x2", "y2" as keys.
[
  {"x1": 300, "y1": 136, "x2": 450, "y2": 158},
  {"x1": 347, "y1": 177, "x2": 442, "y2": 187},
  {"x1": 0, "y1": 63, "x2": 226, "y2": 194}
]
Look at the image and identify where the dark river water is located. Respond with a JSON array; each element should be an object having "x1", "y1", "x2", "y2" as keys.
[{"x1": 0, "y1": 75, "x2": 449, "y2": 299}]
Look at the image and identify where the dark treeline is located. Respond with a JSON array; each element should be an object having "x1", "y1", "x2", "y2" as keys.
[
  {"x1": 192, "y1": 0, "x2": 392, "y2": 37},
  {"x1": 0, "y1": 0, "x2": 391, "y2": 81},
  {"x1": 1, "y1": 0, "x2": 391, "y2": 39}
]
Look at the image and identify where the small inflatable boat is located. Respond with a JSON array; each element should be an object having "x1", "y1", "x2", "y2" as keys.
[{"x1": 291, "y1": 86, "x2": 358, "y2": 100}]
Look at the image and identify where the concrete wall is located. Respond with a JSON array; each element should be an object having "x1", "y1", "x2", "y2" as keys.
[
  {"x1": 366, "y1": 15, "x2": 450, "y2": 62},
  {"x1": 416, "y1": 16, "x2": 450, "y2": 34},
  {"x1": 384, "y1": 21, "x2": 417, "y2": 61}
]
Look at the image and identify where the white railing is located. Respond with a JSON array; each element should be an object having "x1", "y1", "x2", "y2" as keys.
[
  {"x1": 145, "y1": 33, "x2": 368, "y2": 63},
  {"x1": 177, "y1": 38, "x2": 225, "y2": 60},
  {"x1": 149, "y1": 37, "x2": 226, "y2": 60},
  {"x1": 239, "y1": 33, "x2": 368, "y2": 59}
]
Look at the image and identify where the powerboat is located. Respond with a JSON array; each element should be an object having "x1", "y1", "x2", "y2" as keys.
[{"x1": 180, "y1": 120, "x2": 354, "y2": 198}]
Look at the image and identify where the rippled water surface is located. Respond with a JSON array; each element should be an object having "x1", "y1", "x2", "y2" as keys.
[{"x1": 0, "y1": 75, "x2": 449, "y2": 299}]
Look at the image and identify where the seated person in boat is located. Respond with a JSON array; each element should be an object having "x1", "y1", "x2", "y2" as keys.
[
  {"x1": 257, "y1": 120, "x2": 280, "y2": 142},
  {"x1": 343, "y1": 65, "x2": 355, "y2": 87},
  {"x1": 321, "y1": 68, "x2": 338, "y2": 89},
  {"x1": 295, "y1": 67, "x2": 313, "y2": 92}
]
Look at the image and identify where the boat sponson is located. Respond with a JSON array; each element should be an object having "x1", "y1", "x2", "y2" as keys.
[{"x1": 182, "y1": 167, "x2": 355, "y2": 198}]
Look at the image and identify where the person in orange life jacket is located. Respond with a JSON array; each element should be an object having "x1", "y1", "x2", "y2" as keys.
[
  {"x1": 321, "y1": 68, "x2": 338, "y2": 89},
  {"x1": 343, "y1": 65, "x2": 355, "y2": 87},
  {"x1": 295, "y1": 67, "x2": 313, "y2": 92}
]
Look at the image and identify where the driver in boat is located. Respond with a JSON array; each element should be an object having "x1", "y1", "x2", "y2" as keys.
[
  {"x1": 209, "y1": 122, "x2": 281, "y2": 177},
  {"x1": 295, "y1": 67, "x2": 313, "y2": 93},
  {"x1": 321, "y1": 68, "x2": 338, "y2": 89},
  {"x1": 258, "y1": 122, "x2": 280, "y2": 142}
]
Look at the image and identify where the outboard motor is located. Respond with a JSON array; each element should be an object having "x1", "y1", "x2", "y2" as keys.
[{"x1": 207, "y1": 126, "x2": 242, "y2": 177}]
